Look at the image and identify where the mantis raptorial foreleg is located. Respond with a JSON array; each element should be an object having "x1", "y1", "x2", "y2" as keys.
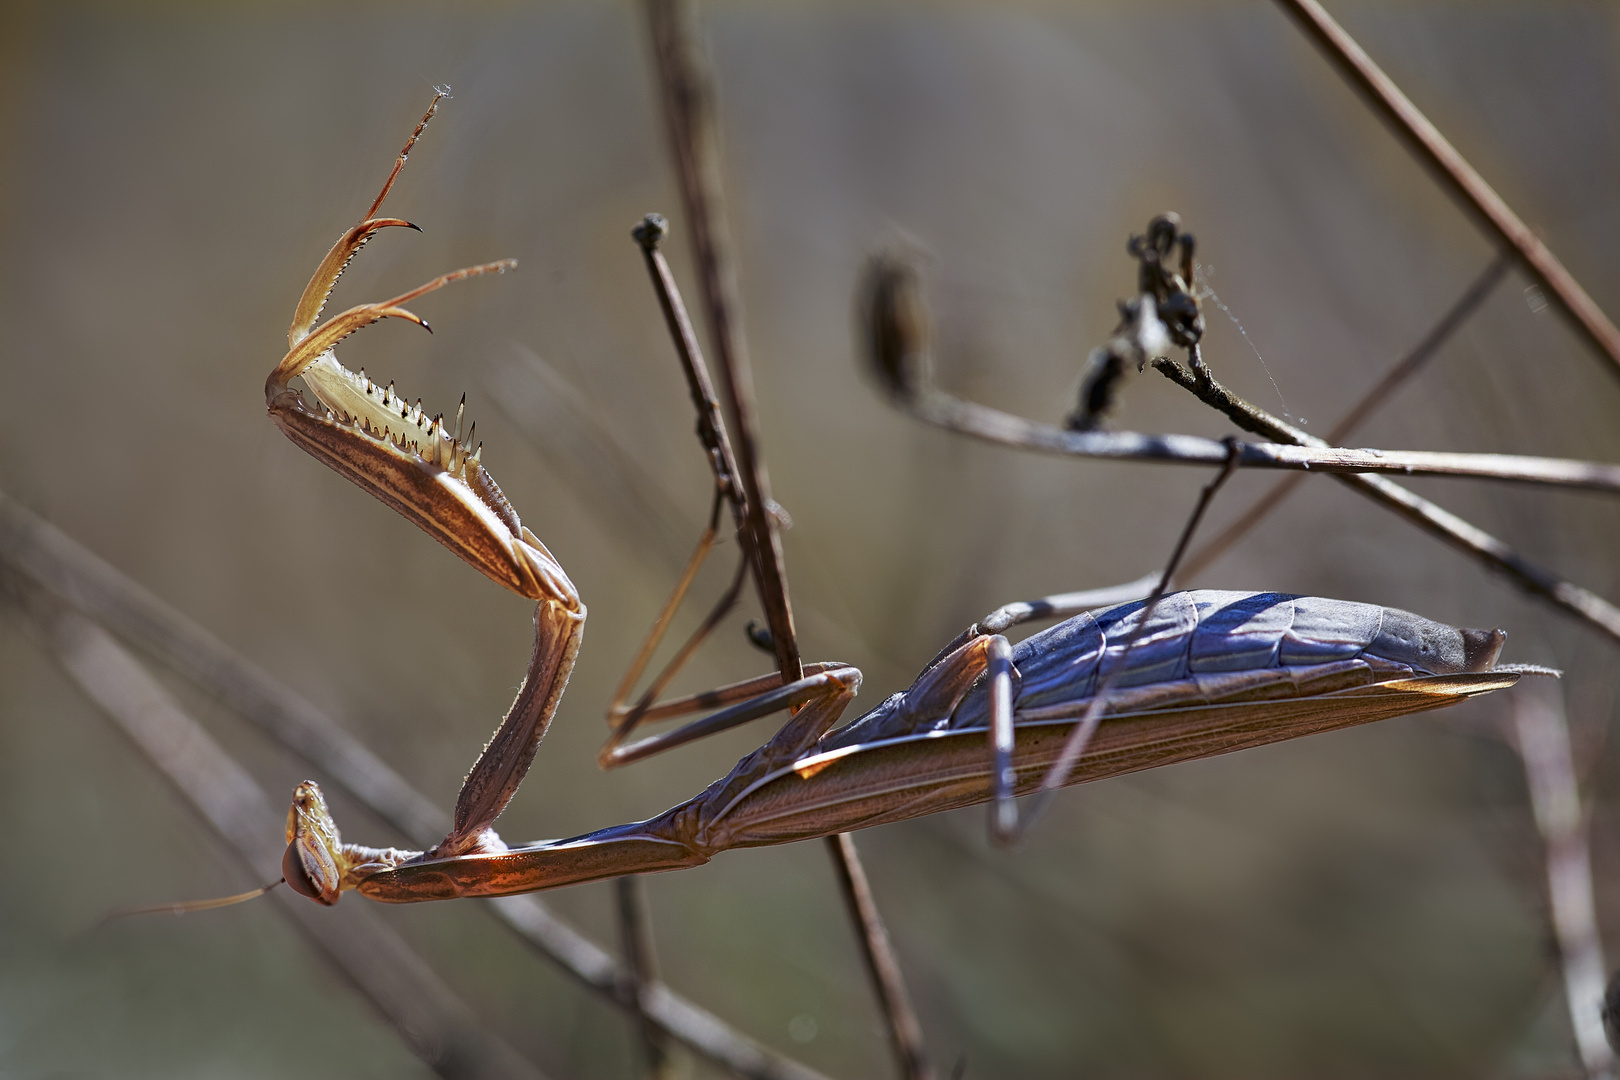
[
  {"x1": 437, "y1": 595, "x2": 585, "y2": 857},
  {"x1": 262, "y1": 93, "x2": 590, "y2": 899}
]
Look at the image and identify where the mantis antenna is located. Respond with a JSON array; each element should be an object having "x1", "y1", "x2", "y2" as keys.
[{"x1": 98, "y1": 880, "x2": 284, "y2": 926}]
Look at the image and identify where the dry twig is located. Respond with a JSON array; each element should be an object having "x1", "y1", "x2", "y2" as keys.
[
  {"x1": 1276, "y1": 0, "x2": 1620, "y2": 380},
  {"x1": 616, "y1": 876, "x2": 674, "y2": 1079},
  {"x1": 878, "y1": 381, "x2": 1620, "y2": 492},
  {"x1": 1510, "y1": 684, "x2": 1613, "y2": 1079},
  {"x1": 643, "y1": 2, "x2": 934, "y2": 1075}
]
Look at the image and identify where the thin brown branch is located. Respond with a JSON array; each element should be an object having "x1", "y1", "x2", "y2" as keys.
[
  {"x1": 827, "y1": 834, "x2": 935, "y2": 1080},
  {"x1": 634, "y1": 213, "x2": 745, "y2": 521},
  {"x1": 617, "y1": 877, "x2": 673, "y2": 1079},
  {"x1": 1275, "y1": 0, "x2": 1620, "y2": 381},
  {"x1": 891, "y1": 381, "x2": 1620, "y2": 492},
  {"x1": 1510, "y1": 683, "x2": 1614, "y2": 1078},
  {"x1": 643, "y1": 0, "x2": 799, "y2": 681},
  {"x1": 5, "y1": 578, "x2": 546, "y2": 1080},
  {"x1": 1180, "y1": 252, "x2": 1511, "y2": 579},
  {"x1": 864, "y1": 256, "x2": 1620, "y2": 491},
  {"x1": 642, "y1": 6, "x2": 931, "y2": 1074},
  {"x1": 1150, "y1": 358, "x2": 1620, "y2": 645},
  {"x1": 0, "y1": 492, "x2": 834, "y2": 1080}
]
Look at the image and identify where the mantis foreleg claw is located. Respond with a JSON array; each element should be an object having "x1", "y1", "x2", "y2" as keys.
[{"x1": 267, "y1": 96, "x2": 585, "y2": 895}]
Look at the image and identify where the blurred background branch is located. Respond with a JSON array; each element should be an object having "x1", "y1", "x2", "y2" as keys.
[
  {"x1": 1509, "y1": 683, "x2": 1613, "y2": 1079},
  {"x1": 2, "y1": 575, "x2": 547, "y2": 1080}
]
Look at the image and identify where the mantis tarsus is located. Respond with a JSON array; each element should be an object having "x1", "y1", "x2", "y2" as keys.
[{"x1": 264, "y1": 96, "x2": 1537, "y2": 909}]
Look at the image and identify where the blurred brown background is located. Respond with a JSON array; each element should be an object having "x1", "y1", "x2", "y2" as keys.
[{"x1": 3, "y1": 1, "x2": 1620, "y2": 1077}]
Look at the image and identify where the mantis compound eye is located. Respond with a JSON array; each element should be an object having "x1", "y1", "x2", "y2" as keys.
[{"x1": 282, "y1": 840, "x2": 327, "y2": 903}]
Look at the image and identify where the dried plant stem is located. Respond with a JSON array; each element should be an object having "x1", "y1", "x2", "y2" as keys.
[
  {"x1": 0, "y1": 492, "x2": 833, "y2": 1080},
  {"x1": 1275, "y1": 0, "x2": 1620, "y2": 380},
  {"x1": 0, "y1": 497, "x2": 449, "y2": 843},
  {"x1": 643, "y1": 2, "x2": 932, "y2": 1075},
  {"x1": 7, "y1": 580, "x2": 546, "y2": 1080},
  {"x1": 1019, "y1": 444, "x2": 1241, "y2": 837},
  {"x1": 828, "y1": 834, "x2": 935, "y2": 1080},
  {"x1": 783, "y1": 187, "x2": 934, "y2": 1080},
  {"x1": 1151, "y1": 358, "x2": 1620, "y2": 645},
  {"x1": 643, "y1": 0, "x2": 798, "y2": 678},
  {"x1": 616, "y1": 877, "x2": 673, "y2": 1079},
  {"x1": 889, "y1": 383, "x2": 1620, "y2": 492},
  {"x1": 1180, "y1": 252, "x2": 1511, "y2": 580},
  {"x1": 634, "y1": 217, "x2": 743, "y2": 522},
  {"x1": 1511, "y1": 684, "x2": 1614, "y2": 1079}
]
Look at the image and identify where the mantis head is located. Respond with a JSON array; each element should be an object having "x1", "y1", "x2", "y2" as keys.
[
  {"x1": 282, "y1": 781, "x2": 350, "y2": 905},
  {"x1": 282, "y1": 781, "x2": 420, "y2": 906}
]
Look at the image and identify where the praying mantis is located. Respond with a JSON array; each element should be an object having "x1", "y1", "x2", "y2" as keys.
[{"x1": 268, "y1": 95, "x2": 1534, "y2": 910}]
